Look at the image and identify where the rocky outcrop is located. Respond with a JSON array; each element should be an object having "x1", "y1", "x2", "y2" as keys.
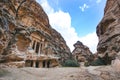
[
  {"x1": 96, "y1": 0, "x2": 120, "y2": 64},
  {"x1": 0, "y1": 0, "x2": 71, "y2": 67},
  {"x1": 72, "y1": 41, "x2": 93, "y2": 63}
]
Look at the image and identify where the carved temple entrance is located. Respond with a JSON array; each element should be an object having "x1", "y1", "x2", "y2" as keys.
[
  {"x1": 25, "y1": 60, "x2": 52, "y2": 68},
  {"x1": 25, "y1": 32, "x2": 59, "y2": 68}
]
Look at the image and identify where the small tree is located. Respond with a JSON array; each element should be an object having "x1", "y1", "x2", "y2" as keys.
[
  {"x1": 90, "y1": 57, "x2": 106, "y2": 66},
  {"x1": 62, "y1": 59, "x2": 80, "y2": 67}
]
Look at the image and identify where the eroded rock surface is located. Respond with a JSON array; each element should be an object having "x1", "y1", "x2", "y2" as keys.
[
  {"x1": 0, "y1": 0, "x2": 71, "y2": 67},
  {"x1": 97, "y1": 0, "x2": 120, "y2": 64},
  {"x1": 72, "y1": 41, "x2": 93, "y2": 63}
]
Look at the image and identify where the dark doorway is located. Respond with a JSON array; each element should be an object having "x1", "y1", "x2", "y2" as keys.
[
  {"x1": 35, "y1": 42, "x2": 40, "y2": 54},
  {"x1": 32, "y1": 41, "x2": 36, "y2": 50},
  {"x1": 43, "y1": 60, "x2": 46, "y2": 68},
  {"x1": 25, "y1": 60, "x2": 31, "y2": 67},
  {"x1": 36, "y1": 61, "x2": 39, "y2": 68},
  {"x1": 25, "y1": 60, "x2": 33, "y2": 67},
  {"x1": 47, "y1": 60, "x2": 50, "y2": 68},
  {"x1": 76, "y1": 56, "x2": 78, "y2": 60}
]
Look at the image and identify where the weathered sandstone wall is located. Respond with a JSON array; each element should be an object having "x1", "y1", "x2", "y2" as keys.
[
  {"x1": 97, "y1": 0, "x2": 120, "y2": 64},
  {"x1": 0, "y1": 0, "x2": 71, "y2": 66}
]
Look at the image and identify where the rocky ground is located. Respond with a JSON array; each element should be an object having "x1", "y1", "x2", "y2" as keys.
[{"x1": 0, "y1": 66, "x2": 120, "y2": 80}]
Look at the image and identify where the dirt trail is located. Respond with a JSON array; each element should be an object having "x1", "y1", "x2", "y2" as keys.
[{"x1": 0, "y1": 66, "x2": 119, "y2": 80}]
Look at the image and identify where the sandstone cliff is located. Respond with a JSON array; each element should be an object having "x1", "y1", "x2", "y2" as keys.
[
  {"x1": 0, "y1": 0, "x2": 71, "y2": 67},
  {"x1": 97, "y1": 0, "x2": 120, "y2": 64},
  {"x1": 72, "y1": 41, "x2": 93, "y2": 63}
]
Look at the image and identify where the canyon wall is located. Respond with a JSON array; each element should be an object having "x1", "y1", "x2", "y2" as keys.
[
  {"x1": 0, "y1": 0, "x2": 71, "y2": 67},
  {"x1": 97, "y1": 0, "x2": 120, "y2": 64}
]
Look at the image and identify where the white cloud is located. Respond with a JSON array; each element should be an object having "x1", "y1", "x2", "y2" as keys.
[
  {"x1": 49, "y1": 11, "x2": 71, "y2": 28},
  {"x1": 37, "y1": 0, "x2": 54, "y2": 14},
  {"x1": 96, "y1": 0, "x2": 102, "y2": 4},
  {"x1": 79, "y1": 32, "x2": 98, "y2": 53},
  {"x1": 89, "y1": 0, "x2": 102, "y2": 3},
  {"x1": 48, "y1": 10, "x2": 79, "y2": 52},
  {"x1": 37, "y1": 0, "x2": 98, "y2": 53},
  {"x1": 79, "y1": 4, "x2": 89, "y2": 12}
]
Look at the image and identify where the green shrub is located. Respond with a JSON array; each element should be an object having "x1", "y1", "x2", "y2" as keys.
[
  {"x1": 84, "y1": 61, "x2": 90, "y2": 67},
  {"x1": 90, "y1": 57, "x2": 105, "y2": 66},
  {"x1": 62, "y1": 59, "x2": 80, "y2": 67},
  {"x1": 0, "y1": 68, "x2": 9, "y2": 77}
]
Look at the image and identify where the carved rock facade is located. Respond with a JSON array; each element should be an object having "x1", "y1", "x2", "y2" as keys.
[
  {"x1": 0, "y1": 0, "x2": 71, "y2": 68},
  {"x1": 97, "y1": 0, "x2": 120, "y2": 64}
]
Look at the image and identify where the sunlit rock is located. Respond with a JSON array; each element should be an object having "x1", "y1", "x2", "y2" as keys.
[
  {"x1": 0, "y1": 0, "x2": 71, "y2": 68},
  {"x1": 72, "y1": 41, "x2": 93, "y2": 65},
  {"x1": 97, "y1": 0, "x2": 120, "y2": 64}
]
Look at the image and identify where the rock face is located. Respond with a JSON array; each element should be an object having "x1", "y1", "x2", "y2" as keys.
[
  {"x1": 72, "y1": 41, "x2": 93, "y2": 63},
  {"x1": 0, "y1": 0, "x2": 71, "y2": 68},
  {"x1": 96, "y1": 0, "x2": 120, "y2": 64}
]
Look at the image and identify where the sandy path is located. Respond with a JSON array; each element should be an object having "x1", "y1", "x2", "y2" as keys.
[
  {"x1": 0, "y1": 66, "x2": 119, "y2": 80},
  {"x1": 0, "y1": 67, "x2": 90, "y2": 80}
]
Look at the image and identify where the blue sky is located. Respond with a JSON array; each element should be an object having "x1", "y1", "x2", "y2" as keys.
[{"x1": 37, "y1": 0, "x2": 107, "y2": 53}]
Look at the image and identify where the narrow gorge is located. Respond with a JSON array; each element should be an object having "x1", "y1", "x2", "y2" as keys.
[{"x1": 0, "y1": 0, "x2": 120, "y2": 80}]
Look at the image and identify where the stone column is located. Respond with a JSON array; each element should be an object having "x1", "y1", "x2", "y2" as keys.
[
  {"x1": 40, "y1": 43, "x2": 42, "y2": 54},
  {"x1": 33, "y1": 60, "x2": 36, "y2": 67},
  {"x1": 38, "y1": 43, "x2": 41, "y2": 56},
  {"x1": 41, "y1": 38, "x2": 44, "y2": 54},
  {"x1": 40, "y1": 42, "x2": 43, "y2": 54},
  {"x1": 39, "y1": 61, "x2": 43, "y2": 68},
  {"x1": 30, "y1": 39, "x2": 33, "y2": 48},
  {"x1": 45, "y1": 60, "x2": 48, "y2": 68}
]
